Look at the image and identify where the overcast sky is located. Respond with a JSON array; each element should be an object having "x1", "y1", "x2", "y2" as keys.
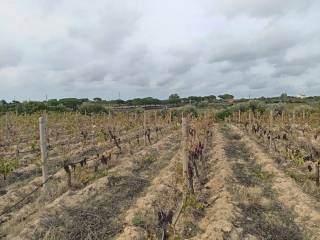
[{"x1": 0, "y1": 0, "x2": 320, "y2": 101}]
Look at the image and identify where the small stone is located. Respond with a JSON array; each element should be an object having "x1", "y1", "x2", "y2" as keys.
[
  {"x1": 229, "y1": 227, "x2": 243, "y2": 240},
  {"x1": 244, "y1": 234, "x2": 258, "y2": 240}
]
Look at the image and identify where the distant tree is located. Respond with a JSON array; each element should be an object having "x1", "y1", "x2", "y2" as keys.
[
  {"x1": 19, "y1": 101, "x2": 46, "y2": 114},
  {"x1": 54, "y1": 104, "x2": 69, "y2": 112},
  {"x1": 113, "y1": 99, "x2": 125, "y2": 104},
  {"x1": 58, "y1": 98, "x2": 83, "y2": 110},
  {"x1": 187, "y1": 96, "x2": 202, "y2": 102},
  {"x1": 168, "y1": 93, "x2": 181, "y2": 104},
  {"x1": 169, "y1": 93, "x2": 180, "y2": 100},
  {"x1": 218, "y1": 94, "x2": 234, "y2": 100},
  {"x1": 197, "y1": 100, "x2": 209, "y2": 108},
  {"x1": 93, "y1": 97, "x2": 102, "y2": 102},
  {"x1": 79, "y1": 102, "x2": 106, "y2": 114},
  {"x1": 47, "y1": 99, "x2": 59, "y2": 106},
  {"x1": 206, "y1": 95, "x2": 216, "y2": 102},
  {"x1": 0, "y1": 101, "x2": 7, "y2": 112},
  {"x1": 80, "y1": 98, "x2": 89, "y2": 102},
  {"x1": 130, "y1": 97, "x2": 161, "y2": 105}
]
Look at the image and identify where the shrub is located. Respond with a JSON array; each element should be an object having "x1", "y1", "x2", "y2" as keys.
[
  {"x1": 79, "y1": 103, "x2": 107, "y2": 114},
  {"x1": 196, "y1": 100, "x2": 209, "y2": 108},
  {"x1": 0, "y1": 157, "x2": 18, "y2": 180},
  {"x1": 215, "y1": 109, "x2": 232, "y2": 121},
  {"x1": 179, "y1": 105, "x2": 198, "y2": 118},
  {"x1": 248, "y1": 100, "x2": 266, "y2": 114}
]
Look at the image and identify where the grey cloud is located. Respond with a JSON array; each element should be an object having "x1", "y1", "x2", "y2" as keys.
[
  {"x1": 272, "y1": 65, "x2": 306, "y2": 78},
  {"x1": 69, "y1": 2, "x2": 140, "y2": 55},
  {"x1": 169, "y1": 62, "x2": 194, "y2": 75},
  {"x1": 247, "y1": 77, "x2": 269, "y2": 90},
  {"x1": 0, "y1": 0, "x2": 320, "y2": 100},
  {"x1": 210, "y1": 26, "x2": 300, "y2": 65},
  {"x1": 205, "y1": 0, "x2": 317, "y2": 18},
  {"x1": 156, "y1": 77, "x2": 174, "y2": 87},
  {"x1": 0, "y1": 47, "x2": 22, "y2": 68}
]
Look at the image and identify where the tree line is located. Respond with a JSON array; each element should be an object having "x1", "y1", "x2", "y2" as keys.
[{"x1": 0, "y1": 94, "x2": 228, "y2": 114}]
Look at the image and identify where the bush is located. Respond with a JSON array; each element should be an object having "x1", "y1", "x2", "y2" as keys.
[
  {"x1": 248, "y1": 100, "x2": 266, "y2": 114},
  {"x1": 132, "y1": 212, "x2": 146, "y2": 228},
  {"x1": 0, "y1": 157, "x2": 18, "y2": 180},
  {"x1": 179, "y1": 105, "x2": 198, "y2": 118},
  {"x1": 49, "y1": 104, "x2": 70, "y2": 112},
  {"x1": 132, "y1": 107, "x2": 144, "y2": 114},
  {"x1": 271, "y1": 103, "x2": 285, "y2": 116},
  {"x1": 196, "y1": 100, "x2": 209, "y2": 108},
  {"x1": 79, "y1": 103, "x2": 107, "y2": 114},
  {"x1": 215, "y1": 109, "x2": 232, "y2": 121}
]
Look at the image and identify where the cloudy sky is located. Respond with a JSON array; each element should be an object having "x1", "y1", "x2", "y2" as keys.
[{"x1": 0, "y1": 0, "x2": 320, "y2": 101}]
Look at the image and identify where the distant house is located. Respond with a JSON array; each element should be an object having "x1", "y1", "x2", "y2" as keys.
[{"x1": 297, "y1": 94, "x2": 306, "y2": 99}]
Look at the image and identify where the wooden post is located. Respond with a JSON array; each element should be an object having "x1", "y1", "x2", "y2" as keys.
[
  {"x1": 238, "y1": 110, "x2": 241, "y2": 123},
  {"x1": 169, "y1": 110, "x2": 172, "y2": 123},
  {"x1": 292, "y1": 110, "x2": 296, "y2": 125},
  {"x1": 182, "y1": 117, "x2": 188, "y2": 191},
  {"x1": 269, "y1": 133, "x2": 272, "y2": 152},
  {"x1": 39, "y1": 116, "x2": 49, "y2": 193},
  {"x1": 154, "y1": 110, "x2": 157, "y2": 125},
  {"x1": 269, "y1": 110, "x2": 273, "y2": 129},
  {"x1": 144, "y1": 111, "x2": 147, "y2": 146},
  {"x1": 316, "y1": 161, "x2": 320, "y2": 187},
  {"x1": 182, "y1": 117, "x2": 193, "y2": 194},
  {"x1": 171, "y1": 119, "x2": 191, "y2": 228},
  {"x1": 15, "y1": 144, "x2": 19, "y2": 161},
  {"x1": 5, "y1": 112, "x2": 9, "y2": 142},
  {"x1": 281, "y1": 111, "x2": 284, "y2": 126}
]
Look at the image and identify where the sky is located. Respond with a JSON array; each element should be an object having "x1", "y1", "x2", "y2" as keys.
[{"x1": 0, "y1": 0, "x2": 320, "y2": 101}]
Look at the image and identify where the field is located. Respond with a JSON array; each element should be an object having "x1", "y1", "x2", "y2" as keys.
[{"x1": 0, "y1": 105, "x2": 320, "y2": 240}]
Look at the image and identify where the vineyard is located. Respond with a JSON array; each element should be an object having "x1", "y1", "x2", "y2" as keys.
[{"x1": 0, "y1": 106, "x2": 320, "y2": 240}]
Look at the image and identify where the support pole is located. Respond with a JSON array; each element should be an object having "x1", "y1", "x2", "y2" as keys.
[
  {"x1": 182, "y1": 117, "x2": 191, "y2": 192},
  {"x1": 292, "y1": 110, "x2": 296, "y2": 125},
  {"x1": 39, "y1": 116, "x2": 49, "y2": 194},
  {"x1": 144, "y1": 111, "x2": 147, "y2": 146},
  {"x1": 269, "y1": 110, "x2": 273, "y2": 129},
  {"x1": 316, "y1": 161, "x2": 320, "y2": 187},
  {"x1": 5, "y1": 112, "x2": 9, "y2": 142}
]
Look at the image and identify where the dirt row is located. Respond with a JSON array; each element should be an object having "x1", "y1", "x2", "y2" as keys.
[
  {"x1": 229, "y1": 124, "x2": 320, "y2": 239},
  {"x1": 3, "y1": 122, "x2": 320, "y2": 239},
  {"x1": 188, "y1": 123, "x2": 319, "y2": 239},
  {"x1": 1, "y1": 132, "x2": 180, "y2": 239},
  {"x1": 0, "y1": 126, "x2": 173, "y2": 213},
  {"x1": 115, "y1": 124, "x2": 215, "y2": 239}
]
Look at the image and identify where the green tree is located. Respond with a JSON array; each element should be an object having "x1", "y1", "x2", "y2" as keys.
[
  {"x1": 168, "y1": 94, "x2": 181, "y2": 104},
  {"x1": 169, "y1": 93, "x2": 180, "y2": 100},
  {"x1": 79, "y1": 102, "x2": 106, "y2": 114},
  {"x1": 93, "y1": 97, "x2": 102, "y2": 102},
  {"x1": 218, "y1": 94, "x2": 234, "y2": 100}
]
